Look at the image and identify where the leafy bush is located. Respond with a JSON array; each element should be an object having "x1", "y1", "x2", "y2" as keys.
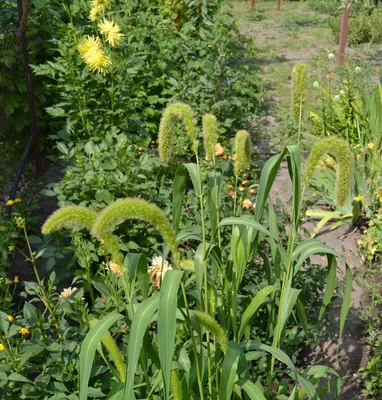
[{"x1": 31, "y1": 0, "x2": 261, "y2": 143}]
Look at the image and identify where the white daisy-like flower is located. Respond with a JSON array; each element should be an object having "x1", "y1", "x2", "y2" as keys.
[
  {"x1": 148, "y1": 256, "x2": 173, "y2": 288},
  {"x1": 313, "y1": 81, "x2": 319, "y2": 88},
  {"x1": 334, "y1": 95, "x2": 341, "y2": 102},
  {"x1": 328, "y1": 53, "x2": 335, "y2": 60},
  {"x1": 355, "y1": 66, "x2": 362, "y2": 74}
]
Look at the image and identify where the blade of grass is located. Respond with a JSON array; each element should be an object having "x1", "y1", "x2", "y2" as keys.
[
  {"x1": 79, "y1": 312, "x2": 123, "y2": 400},
  {"x1": 158, "y1": 270, "x2": 183, "y2": 399}
]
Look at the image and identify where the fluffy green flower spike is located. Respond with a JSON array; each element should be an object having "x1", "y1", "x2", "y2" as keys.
[
  {"x1": 41, "y1": 206, "x2": 97, "y2": 235},
  {"x1": 234, "y1": 130, "x2": 251, "y2": 176},
  {"x1": 158, "y1": 102, "x2": 197, "y2": 162},
  {"x1": 202, "y1": 114, "x2": 218, "y2": 161},
  {"x1": 292, "y1": 63, "x2": 308, "y2": 123},
  {"x1": 92, "y1": 198, "x2": 179, "y2": 263},
  {"x1": 305, "y1": 138, "x2": 353, "y2": 206},
  {"x1": 193, "y1": 310, "x2": 227, "y2": 354}
]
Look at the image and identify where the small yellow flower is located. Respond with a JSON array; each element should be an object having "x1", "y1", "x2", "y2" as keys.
[
  {"x1": 241, "y1": 180, "x2": 250, "y2": 186},
  {"x1": 0, "y1": 344, "x2": 4, "y2": 351},
  {"x1": 367, "y1": 142, "x2": 374, "y2": 150},
  {"x1": 354, "y1": 195, "x2": 363, "y2": 202},
  {"x1": 242, "y1": 199, "x2": 254, "y2": 209},
  {"x1": 7, "y1": 315, "x2": 14, "y2": 322},
  {"x1": 238, "y1": 186, "x2": 245, "y2": 192},
  {"x1": 14, "y1": 198, "x2": 21, "y2": 203},
  {"x1": 19, "y1": 327, "x2": 30, "y2": 336},
  {"x1": 89, "y1": 0, "x2": 110, "y2": 20},
  {"x1": 106, "y1": 261, "x2": 122, "y2": 275},
  {"x1": 376, "y1": 188, "x2": 382, "y2": 202},
  {"x1": 249, "y1": 188, "x2": 256, "y2": 195},
  {"x1": 215, "y1": 143, "x2": 224, "y2": 157},
  {"x1": 98, "y1": 19, "x2": 124, "y2": 47},
  {"x1": 14, "y1": 276, "x2": 19, "y2": 283},
  {"x1": 0, "y1": 226, "x2": 5, "y2": 231},
  {"x1": 6, "y1": 200, "x2": 14, "y2": 206}
]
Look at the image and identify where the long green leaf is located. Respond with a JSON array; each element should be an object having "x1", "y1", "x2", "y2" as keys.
[
  {"x1": 339, "y1": 265, "x2": 352, "y2": 347},
  {"x1": 80, "y1": 312, "x2": 124, "y2": 400},
  {"x1": 238, "y1": 285, "x2": 277, "y2": 340},
  {"x1": 292, "y1": 239, "x2": 339, "y2": 275},
  {"x1": 318, "y1": 254, "x2": 337, "y2": 321},
  {"x1": 185, "y1": 163, "x2": 202, "y2": 197},
  {"x1": 172, "y1": 165, "x2": 188, "y2": 233},
  {"x1": 286, "y1": 145, "x2": 302, "y2": 228},
  {"x1": 124, "y1": 295, "x2": 160, "y2": 400},
  {"x1": 219, "y1": 216, "x2": 273, "y2": 238},
  {"x1": 276, "y1": 287, "x2": 301, "y2": 343},
  {"x1": 158, "y1": 270, "x2": 183, "y2": 399},
  {"x1": 236, "y1": 379, "x2": 267, "y2": 400},
  {"x1": 219, "y1": 344, "x2": 241, "y2": 400},
  {"x1": 239, "y1": 341, "x2": 297, "y2": 377},
  {"x1": 194, "y1": 243, "x2": 205, "y2": 305}
]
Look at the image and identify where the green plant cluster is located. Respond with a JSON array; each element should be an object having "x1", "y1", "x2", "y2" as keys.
[
  {"x1": 30, "y1": 0, "x2": 261, "y2": 143},
  {"x1": 0, "y1": 104, "x2": 353, "y2": 399}
]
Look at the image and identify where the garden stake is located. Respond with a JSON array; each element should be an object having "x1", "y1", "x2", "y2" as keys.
[{"x1": 338, "y1": 1, "x2": 350, "y2": 63}]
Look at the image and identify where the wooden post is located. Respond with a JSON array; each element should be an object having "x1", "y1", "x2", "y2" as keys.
[
  {"x1": 278, "y1": 0, "x2": 281, "y2": 10},
  {"x1": 338, "y1": 1, "x2": 350, "y2": 63},
  {"x1": 17, "y1": 0, "x2": 43, "y2": 174},
  {"x1": 251, "y1": 0, "x2": 255, "y2": 10}
]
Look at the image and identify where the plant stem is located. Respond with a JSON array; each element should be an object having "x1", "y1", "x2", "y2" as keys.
[{"x1": 0, "y1": 335, "x2": 18, "y2": 370}]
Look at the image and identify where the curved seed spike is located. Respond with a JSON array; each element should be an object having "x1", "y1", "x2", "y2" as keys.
[
  {"x1": 202, "y1": 113, "x2": 218, "y2": 161},
  {"x1": 92, "y1": 198, "x2": 179, "y2": 263},
  {"x1": 193, "y1": 310, "x2": 227, "y2": 354},
  {"x1": 234, "y1": 130, "x2": 251, "y2": 176},
  {"x1": 41, "y1": 206, "x2": 97, "y2": 235},
  {"x1": 292, "y1": 63, "x2": 308, "y2": 122},
  {"x1": 305, "y1": 138, "x2": 353, "y2": 207},
  {"x1": 158, "y1": 102, "x2": 197, "y2": 162}
]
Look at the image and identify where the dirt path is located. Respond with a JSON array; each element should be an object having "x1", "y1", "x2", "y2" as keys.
[{"x1": 230, "y1": 1, "x2": 372, "y2": 398}]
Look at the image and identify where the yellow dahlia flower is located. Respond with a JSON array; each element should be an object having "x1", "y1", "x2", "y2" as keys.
[
  {"x1": 77, "y1": 36, "x2": 111, "y2": 73},
  {"x1": 98, "y1": 19, "x2": 124, "y2": 47}
]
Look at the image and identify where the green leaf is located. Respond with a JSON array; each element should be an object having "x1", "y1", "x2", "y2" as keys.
[
  {"x1": 219, "y1": 216, "x2": 273, "y2": 238},
  {"x1": 172, "y1": 165, "x2": 188, "y2": 233},
  {"x1": 185, "y1": 163, "x2": 202, "y2": 197},
  {"x1": 219, "y1": 344, "x2": 241, "y2": 400},
  {"x1": 318, "y1": 254, "x2": 337, "y2": 321},
  {"x1": 292, "y1": 239, "x2": 339, "y2": 275},
  {"x1": 124, "y1": 295, "x2": 160, "y2": 400},
  {"x1": 339, "y1": 265, "x2": 352, "y2": 347},
  {"x1": 238, "y1": 285, "x2": 277, "y2": 340},
  {"x1": 79, "y1": 312, "x2": 123, "y2": 400},
  {"x1": 236, "y1": 378, "x2": 267, "y2": 400},
  {"x1": 158, "y1": 270, "x2": 183, "y2": 399}
]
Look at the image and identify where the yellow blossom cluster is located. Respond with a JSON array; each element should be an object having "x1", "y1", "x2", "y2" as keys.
[
  {"x1": 77, "y1": 36, "x2": 111, "y2": 73},
  {"x1": 89, "y1": 0, "x2": 110, "y2": 21},
  {"x1": 5, "y1": 198, "x2": 21, "y2": 207},
  {"x1": 98, "y1": 19, "x2": 124, "y2": 47}
]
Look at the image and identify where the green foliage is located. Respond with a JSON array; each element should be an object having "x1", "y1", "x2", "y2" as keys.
[
  {"x1": 305, "y1": 137, "x2": 353, "y2": 206},
  {"x1": 359, "y1": 208, "x2": 382, "y2": 263}
]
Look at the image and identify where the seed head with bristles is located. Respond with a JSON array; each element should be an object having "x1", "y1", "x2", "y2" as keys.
[
  {"x1": 305, "y1": 137, "x2": 353, "y2": 207},
  {"x1": 234, "y1": 130, "x2": 251, "y2": 176},
  {"x1": 42, "y1": 206, "x2": 97, "y2": 235},
  {"x1": 292, "y1": 63, "x2": 308, "y2": 123},
  {"x1": 158, "y1": 102, "x2": 197, "y2": 162},
  {"x1": 202, "y1": 114, "x2": 218, "y2": 161},
  {"x1": 91, "y1": 198, "x2": 179, "y2": 264}
]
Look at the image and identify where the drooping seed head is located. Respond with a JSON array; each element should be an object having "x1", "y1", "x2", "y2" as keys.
[
  {"x1": 42, "y1": 206, "x2": 97, "y2": 235},
  {"x1": 305, "y1": 138, "x2": 353, "y2": 206},
  {"x1": 158, "y1": 102, "x2": 197, "y2": 162}
]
